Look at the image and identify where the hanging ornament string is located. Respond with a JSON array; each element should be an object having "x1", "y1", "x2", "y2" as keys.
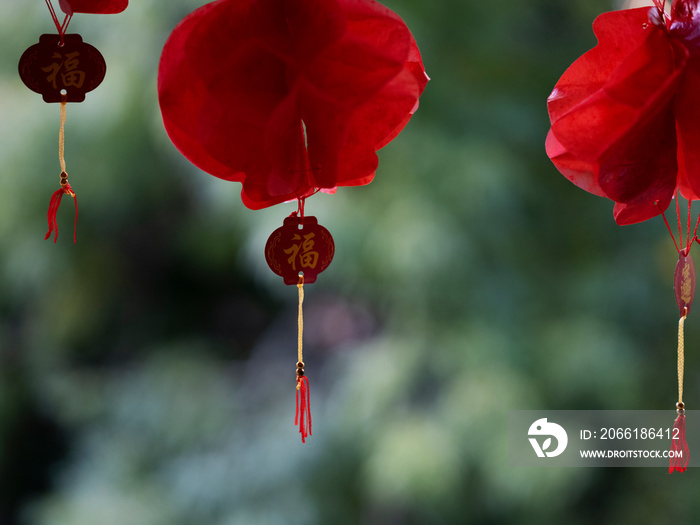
[
  {"x1": 295, "y1": 273, "x2": 311, "y2": 443},
  {"x1": 46, "y1": 96, "x2": 78, "y2": 243},
  {"x1": 44, "y1": 0, "x2": 72, "y2": 45},
  {"x1": 296, "y1": 196, "x2": 306, "y2": 226}
]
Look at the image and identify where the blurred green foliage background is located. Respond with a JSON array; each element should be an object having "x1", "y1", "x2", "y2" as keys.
[{"x1": 0, "y1": 0, "x2": 698, "y2": 524}]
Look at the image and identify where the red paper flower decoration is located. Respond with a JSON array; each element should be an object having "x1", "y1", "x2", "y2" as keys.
[
  {"x1": 58, "y1": 0, "x2": 128, "y2": 15},
  {"x1": 158, "y1": 0, "x2": 428, "y2": 210},
  {"x1": 546, "y1": 0, "x2": 700, "y2": 225}
]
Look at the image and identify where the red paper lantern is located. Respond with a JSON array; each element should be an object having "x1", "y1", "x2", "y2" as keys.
[
  {"x1": 158, "y1": 0, "x2": 428, "y2": 210},
  {"x1": 158, "y1": 0, "x2": 427, "y2": 442},
  {"x1": 546, "y1": 0, "x2": 698, "y2": 472}
]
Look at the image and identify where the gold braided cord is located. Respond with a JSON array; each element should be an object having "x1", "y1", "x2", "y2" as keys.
[
  {"x1": 59, "y1": 101, "x2": 67, "y2": 174},
  {"x1": 297, "y1": 275, "x2": 304, "y2": 365},
  {"x1": 678, "y1": 315, "x2": 686, "y2": 405}
]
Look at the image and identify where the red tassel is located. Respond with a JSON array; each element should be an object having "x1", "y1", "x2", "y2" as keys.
[
  {"x1": 45, "y1": 175, "x2": 77, "y2": 243},
  {"x1": 295, "y1": 375, "x2": 311, "y2": 443},
  {"x1": 669, "y1": 411, "x2": 689, "y2": 473}
]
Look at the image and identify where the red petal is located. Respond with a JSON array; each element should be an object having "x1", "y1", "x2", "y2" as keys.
[
  {"x1": 548, "y1": 8, "x2": 656, "y2": 127},
  {"x1": 59, "y1": 0, "x2": 128, "y2": 14},
  {"x1": 599, "y1": 104, "x2": 678, "y2": 225},
  {"x1": 550, "y1": 10, "x2": 682, "y2": 162},
  {"x1": 158, "y1": 0, "x2": 427, "y2": 209},
  {"x1": 292, "y1": 0, "x2": 427, "y2": 189},
  {"x1": 545, "y1": 129, "x2": 606, "y2": 197}
]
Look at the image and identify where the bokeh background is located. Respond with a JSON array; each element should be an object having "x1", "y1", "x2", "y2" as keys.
[{"x1": 0, "y1": 0, "x2": 698, "y2": 524}]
